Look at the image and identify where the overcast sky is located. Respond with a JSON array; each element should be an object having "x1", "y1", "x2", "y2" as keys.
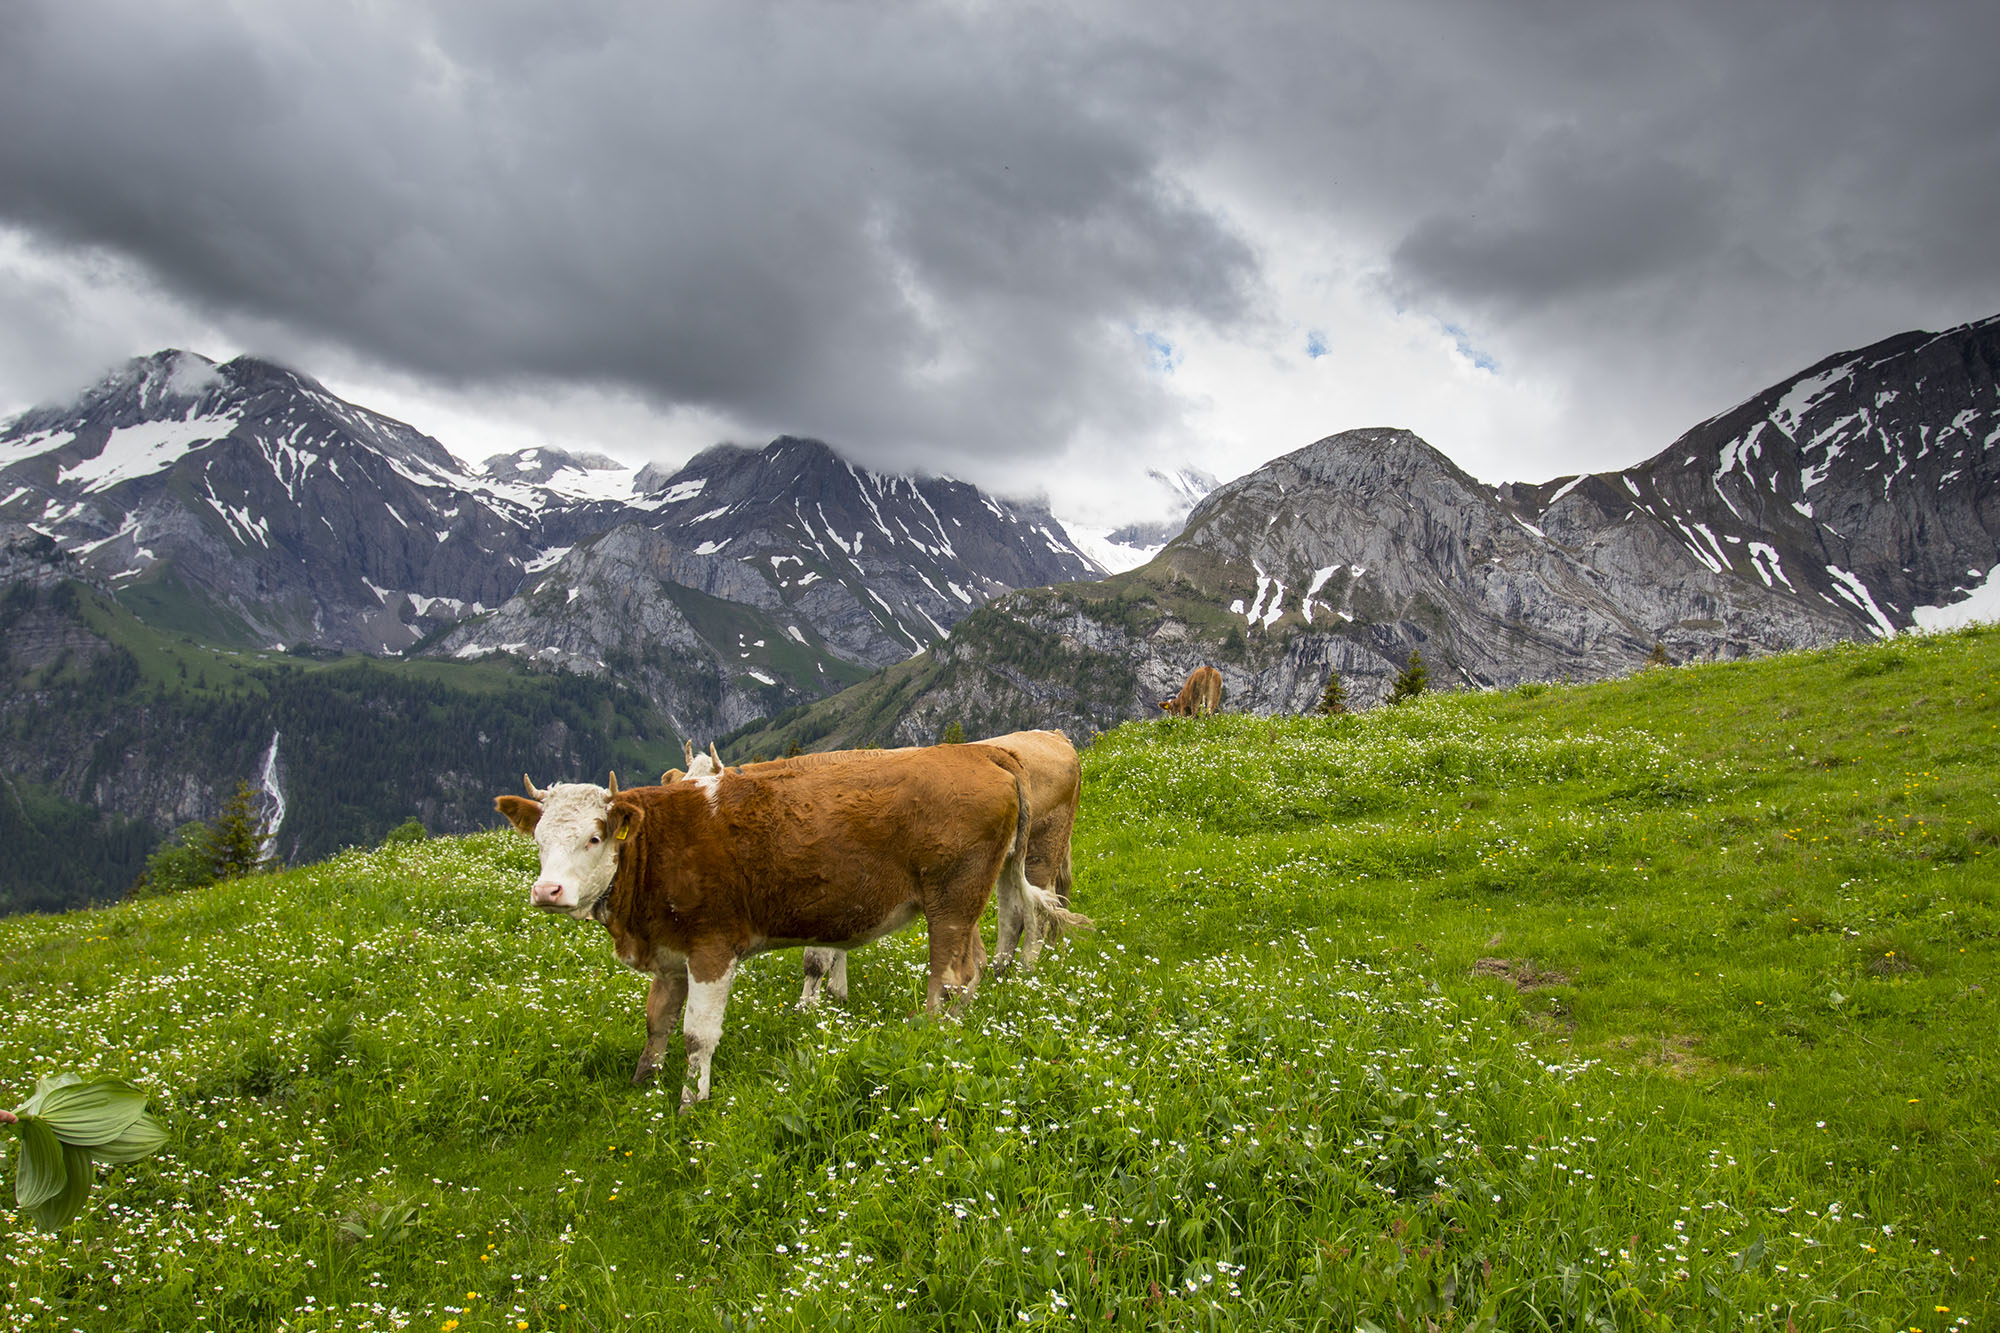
[{"x1": 4, "y1": 1, "x2": 1997, "y2": 530}]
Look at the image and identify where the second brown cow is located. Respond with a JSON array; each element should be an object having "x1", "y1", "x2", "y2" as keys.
[{"x1": 780, "y1": 729, "x2": 1086, "y2": 1004}]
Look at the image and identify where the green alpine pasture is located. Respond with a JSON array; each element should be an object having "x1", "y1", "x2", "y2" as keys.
[{"x1": 2, "y1": 627, "x2": 1994, "y2": 1331}]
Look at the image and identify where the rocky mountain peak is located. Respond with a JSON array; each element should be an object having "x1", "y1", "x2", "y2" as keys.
[{"x1": 731, "y1": 311, "x2": 2000, "y2": 755}]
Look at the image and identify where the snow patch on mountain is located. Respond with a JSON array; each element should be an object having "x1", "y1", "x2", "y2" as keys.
[
  {"x1": 60, "y1": 414, "x2": 239, "y2": 492},
  {"x1": 1910, "y1": 566, "x2": 2000, "y2": 632},
  {"x1": 1062, "y1": 526, "x2": 1162, "y2": 573}
]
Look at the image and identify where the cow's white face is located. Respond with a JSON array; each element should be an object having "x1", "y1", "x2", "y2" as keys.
[{"x1": 523, "y1": 783, "x2": 623, "y2": 919}]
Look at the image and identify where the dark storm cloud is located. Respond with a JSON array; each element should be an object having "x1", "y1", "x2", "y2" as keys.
[
  {"x1": 1393, "y1": 142, "x2": 1725, "y2": 306},
  {"x1": 0, "y1": 1, "x2": 1258, "y2": 468},
  {"x1": 1351, "y1": 2, "x2": 2000, "y2": 383},
  {"x1": 4, "y1": 0, "x2": 2000, "y2": 480}
]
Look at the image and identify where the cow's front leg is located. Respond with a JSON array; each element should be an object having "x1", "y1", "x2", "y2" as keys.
[
  {"x1": 798, "y1": 947, "x2": 840, "y2": 1010},
  {"x1": 681, "y1": 953, "x2": 739, "y2": 1111},
  {"x1": 633, "y1": 959, "x2": 689, "y2": 1086},
  {"x1": 924, "y1": 915, "x2": 980, "y2": 1013}
]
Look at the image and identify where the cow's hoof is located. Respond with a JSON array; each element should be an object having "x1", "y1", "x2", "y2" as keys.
[{"x1": 630, "y1": 1064, "x2": 658, "y2": 1088}]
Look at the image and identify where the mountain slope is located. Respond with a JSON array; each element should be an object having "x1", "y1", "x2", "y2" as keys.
[
  {"x1": 727, "y1": 313, "x2": 2000, "y2": 752},
  {"x1": 0, "y1": 567, "x2": 685, "y2": 909},
  {"x1": 0, "y1": 351, "x2": 637, "y2": 653},
  {"x1": 1548, "y1": 318, "x2": 2000, "y2": 634}
]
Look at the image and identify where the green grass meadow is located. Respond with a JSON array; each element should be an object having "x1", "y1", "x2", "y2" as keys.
[{"x1": 2, "y1": 628, "x2": 1995, "y2": 1331}]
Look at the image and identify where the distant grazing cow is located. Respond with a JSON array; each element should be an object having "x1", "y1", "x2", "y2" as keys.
[
  {"x1": 1160, "y1": 664, "x2": 1223, "y2": 717},
  {"x1": 783, "y1": 730, "x2": 1087, "y2": 1005},
  {"x1": 495, "y1": 748, "x2": 1066, "y2": 1107}
]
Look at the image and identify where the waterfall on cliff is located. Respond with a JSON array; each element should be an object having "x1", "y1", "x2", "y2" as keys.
[{"x1": 256, "y1": 730, "x2": 286, "y2": 861}]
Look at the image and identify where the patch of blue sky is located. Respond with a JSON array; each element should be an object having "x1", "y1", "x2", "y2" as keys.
[
  {"x1": 1141, "y1": 330, "x2": 1179, "y2": 375},
  {"x1": 1442, "y1": 322, "x2": 1498, "y2": 373},
  {"x1": 1305, "y1": 330, "x2": 1329, "y2": 359}
]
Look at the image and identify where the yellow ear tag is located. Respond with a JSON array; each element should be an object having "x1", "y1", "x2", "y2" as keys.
[{"x1": 616, "y1": 826, "x2": 630, "y2": 841}]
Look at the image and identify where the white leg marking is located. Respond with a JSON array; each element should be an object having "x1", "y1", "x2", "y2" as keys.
[
  {"x1": 828, "y1": 949, "x2": 849, "y2": 1002},
  {"x1": 681, "y1": 961, "x2": 737, "y2": 1109}
]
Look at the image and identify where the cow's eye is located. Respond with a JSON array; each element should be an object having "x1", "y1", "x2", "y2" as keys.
[{"x1": 588, "y1": 835, "x2": 601, "y2": 846}]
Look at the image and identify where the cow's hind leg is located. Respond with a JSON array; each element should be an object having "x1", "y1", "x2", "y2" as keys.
[
  {"x1": 992, "y1": 872, "x2": 1028, "y2": 969},
  {"x1": 993, "y1": 852, "x2": 1043, "y2": 971},
  {"x1": 681, "y1": 955, "x2": 739, "y2": 1111},
  {"x1": 634, "y1": 961, "x2": 690, "y2": 1087}
]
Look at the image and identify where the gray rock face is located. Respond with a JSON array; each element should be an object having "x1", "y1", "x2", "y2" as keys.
[
  {"x1": 434, "y1": 525, "x2": 831, "y2": 740},
  {"x1": 436, "y1": 437, "x2": 1106, "y2": 726},
  {"x1": 630, "y1": 436, "x2": 1102, "y2": 664},
  {"x1": 728, "y1": 312, "x2": 2000, "y2": 753}
]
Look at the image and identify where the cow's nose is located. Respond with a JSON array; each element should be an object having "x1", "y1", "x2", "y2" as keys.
[{"x1": 531, "y1": 881, "x2": 566, "y2": 907}]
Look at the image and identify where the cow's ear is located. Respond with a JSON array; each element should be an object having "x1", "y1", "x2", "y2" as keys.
[
  {"x1": 606, "y1": 798, "x2": 644, "y2": 844},
  {"x1": 1158, "y1": 699, "x2": 1171, "y2": 711},
  {"x1": 495, "y1": 795, "x2": 542, "y2": 834}
]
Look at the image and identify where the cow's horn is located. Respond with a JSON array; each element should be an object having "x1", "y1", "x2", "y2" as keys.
[
  {"x1": 523, "y1": 774, "x2": 548, "y2": 800},
  {"x1": 683, "y1": 738, "x2": 696, "y2": 765},
  {"x1": 707, "y1": 741, "x2": 722, "y2": 769},
  {"x1": 607, "y1": 771, "x2": 621, "y2": 797}
]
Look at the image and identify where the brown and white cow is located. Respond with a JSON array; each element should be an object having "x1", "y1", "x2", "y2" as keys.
[
  {"x1": 784, "y1": 730, "x2": 1087, "y2": 1005},
  {"x1": 661, "y1": 739, "x2": 723, "y2": 785},
  {"x1": 1159, "y1": 664, "x2": 1223, "y2": 717},
  {"x1": 494, "y1": 747, "x2": 1053, "y2": 1107}
]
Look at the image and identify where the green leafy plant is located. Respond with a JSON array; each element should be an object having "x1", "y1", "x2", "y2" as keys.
[
  {"x1": 382, "y1": 817, "x2": 428, "y2": 846},
  {"x1": 5, "y1": 1072, "x2": 168, "y2": 1230}
]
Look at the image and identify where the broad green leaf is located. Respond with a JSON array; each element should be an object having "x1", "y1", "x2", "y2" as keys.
[
  {"x1": 13, "y1": 1117, "x2": 68, "y2": 1209},
  {"x1": 25, "y1": 1141, "x2": 95, "y2": 1231},
  {"x1": 88, "y1": 1113, "x2": 169, "y2": 1165},
  {"x1": 32, "y1": 1080, "x2": 150, "y2": 1147},
  {"x1": 14, "y1": 1071, "x2": 84, "y2": 1119}
]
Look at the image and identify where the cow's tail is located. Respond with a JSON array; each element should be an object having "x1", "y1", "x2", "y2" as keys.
[
  {"x1": 1009, "y1": 765, "x2": 1033, "y2": 873},
  {"x1": 1027, "y1": 883, "x2": 1093, "y2": 931},
  {"x1": 1007, "y1": 765, "x2": 1092, "y2": 933}
]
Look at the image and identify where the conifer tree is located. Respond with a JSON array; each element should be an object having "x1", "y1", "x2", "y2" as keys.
[
  {"x1": 129, "y1": 780, "x2": 273, "y2": 899},
  {"x1": 1387, "y1": 649, "x2": 1429, "y2": 706},
  {"x1": 1645, "y1": 642, "x2": 1671, "y2": 668},
  {"x1": 1317, "y1": 667, "x2": 1348, "y2": 715},
  {"x1": 205, "y1": 780, "x2": 275, "y2": 881}
]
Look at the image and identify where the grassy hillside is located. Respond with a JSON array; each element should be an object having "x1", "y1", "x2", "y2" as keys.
[{"x1": 1, "y1": 627, "x2": 1993, "y2": 1330}]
